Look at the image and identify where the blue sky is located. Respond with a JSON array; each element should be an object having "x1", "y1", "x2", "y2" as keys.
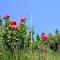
[{"x1": 0, "y1": 0, "x2": 60, "y2": 35}]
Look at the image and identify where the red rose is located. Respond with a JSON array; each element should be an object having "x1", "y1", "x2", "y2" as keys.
[
  {"x1": 11, "y1": 25, "x2": 19, "y2": 30},
  {"x1": 42, "y1": 35, "x2": 49, "y2": 41},
  {"x1": 21, "y1": 17, "x2": 27, "y2": 22},
  {"x1": 14, "y1": 25, "x2": 19, "y2": 30},
  {"x1": 3, "y1": 15, "x2": 10, "y2": 19},
  {"x1": 11, "y1": 20, "x2": 16, "y2": 25},
  {"x1": 11, "y1": 25, "x2": 15, "y2": 30},
  {"x1": 20, "y1": 22, "x2": 24, "y2": 26},
  {"x1": 8, "y1": 24, "x2": 12, "y2": 30}
]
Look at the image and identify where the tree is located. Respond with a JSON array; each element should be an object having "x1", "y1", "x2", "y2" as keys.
[
  {"x1": 36, "y1": 34, "x2": 40, "y2": 41},
  {"x1": 55, "y1": 28, "x2": 59, "y2": 35}
]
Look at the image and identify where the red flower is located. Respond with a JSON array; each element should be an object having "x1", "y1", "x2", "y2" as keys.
[
  {"x1": 8, "y1": 24, "x2": 19, "y2": 30},
  {"x1": 21, "y1": 17, "x2": 27, "y2": 22},
  {"x1": 14, "y1": 25, "x2": 19, "y2": 30},
  {"x1": 11, "y1": 20, "x2": 16, "y2": 25},
  {"x1": 42, "y1": 35, "x2": 49, "y2": 41},
  {"x1": 11, "y1": 25, "x2": 15, "y2": 30},
  {"x1": 20, "y1": 22, "x2": 24, "y2": 26},
  {"x1": 8, "y1": 24, "x2": 12, "y2": 30},
  {"x1": 12, "y1": 25, "x2": 19, "y2": 30},
  {"x1": 3, "y1": 15, "x2": 10, "y2": 19}
]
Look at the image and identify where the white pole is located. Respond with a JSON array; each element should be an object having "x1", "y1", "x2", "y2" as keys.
[
  {"x1": 30, "y1": 13, "x2": 34, "y2": 60},
  {"x1": 31, "y1": 13, "x2": 32, "y2": 46}
]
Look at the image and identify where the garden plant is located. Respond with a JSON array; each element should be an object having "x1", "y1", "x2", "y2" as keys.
[{"x1": 0, "y1": 15, "x2": 60, "y2": 60}]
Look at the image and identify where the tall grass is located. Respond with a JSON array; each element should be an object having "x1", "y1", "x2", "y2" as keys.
[{"x1": 0, "y1": 43, "x2": 60, "y2": 60}]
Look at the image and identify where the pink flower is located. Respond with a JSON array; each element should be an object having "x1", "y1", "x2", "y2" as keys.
[
  {"x1": 21, "y1": 17, "x2": 27, "y2": 22},
  {"x1": 42, "y1": 35, "x2": 49, "y2": 41},
  {"x1": 3, "y1": 15, "x2": 10, "y2": 19},
  {"x1": 14, "y1": 25, "x2": 19, "y2": 30},
  {"x1": 11, "y1": 20, "x2": 16, "y2": 25},
  {"x1": 11, "y1": 25, "x2": 15, "y2": 30},
  {"x1": 8, "y1": 24, "x2": 12, "y2": 30},
  {"x1": 8, "y1": 24, "x2": 19, "y2": 30},
  {"x1": 11, "y1": 25, "x2": 19, "y2": 30},
  {"x1": 20, "y1": 22, "x2": 24, "y2": 26}
]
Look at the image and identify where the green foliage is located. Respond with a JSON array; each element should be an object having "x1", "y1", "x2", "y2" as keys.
[
  {"x1": 36, "y1": 34, "x2": 40, "y2": 41},
  {"x1": 0, "y1": 15, "x2": 60, "y2": 60}
]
